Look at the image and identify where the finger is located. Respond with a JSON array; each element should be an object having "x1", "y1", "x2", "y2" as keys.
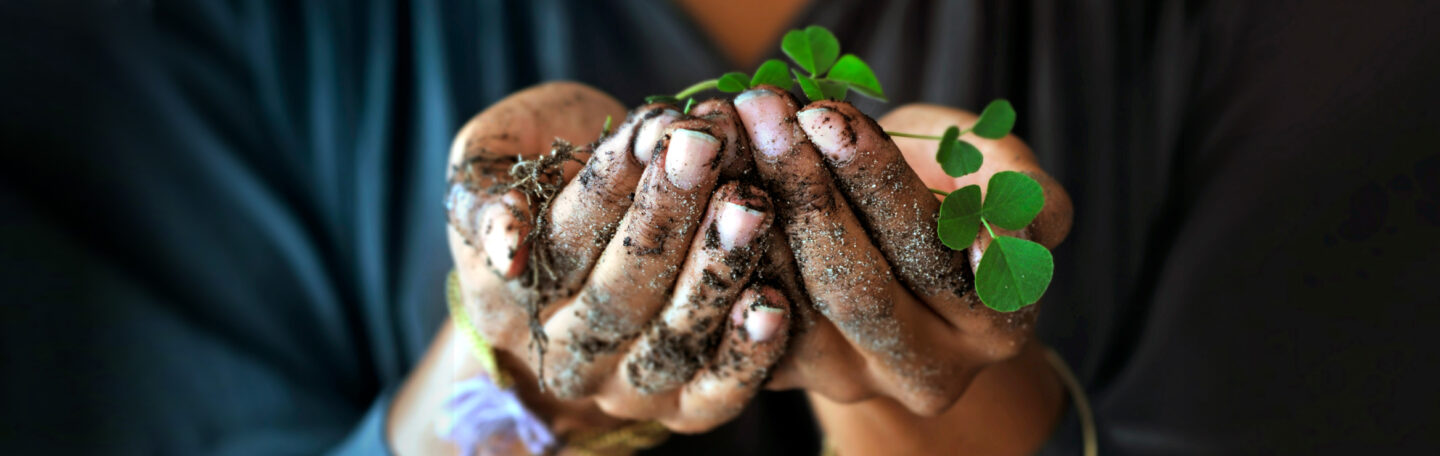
[
  {"x1": 734, "y1": 87, "x2": 909, "y2": 355},
  {"x1": 796, "y1": 101, "x2": 976, "y2": 314},
  {"x1": 735, "y1": 87, "x2": 967, "y2": 414},
  {"x1": 542, "y1": 120, "x2": 728, "y2": 397},
  {"x1": 446, "y1": 188, "x2": 533, "y2": 278},
  {"x1": 447, "y1": 81, "x2": 624, "y2": 176},
  {"x1": 543, "y1": 106, "x2": 684, "y2": 291},
  {"x1": 663, "y1": 286, "x2": 790, "y2": 433},
  {"x1": 688, "y1": 99, "x2": 754, "y2": 178},
  {"x1": 622, "y1": 181, "x2": 774, "y2": 395},
  {"x1": 446, "y1": 82, "x2": 625, "y2": 283}
]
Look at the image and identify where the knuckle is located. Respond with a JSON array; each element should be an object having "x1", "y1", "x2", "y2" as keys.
[
  {"x1": 816, "y1": 378, "x2": 877, "y2": 404},
  {"x1": 541, "y1": 336, "x2": 618, "y2": 399},
  {"x1": 541, "y1": 354, "x2": 599, "y2": 400},
  {"x1": 899, "y1": 389, "x2": 963, "y2": 417},
  {"x1": 773, "y1": 175, "x2": 838, "y2": 217},
  {"x1": 660, "y1": 416, "x2": 722, "y2": 435},
  {"x1": 818, "y1": 289, "x2": 889, "y2": 323},
  {"x1": 892, "y1": 362, "x2": 981, "y2": 417},
  {"x1": 957, "y1": 308, "x2": 1036, "y2": 363},
  {"x1": 809, "y1": 278, "x2": 892, "y2": 337},
  {"x1": 621, "y1": 335, "x2": 701, "y2": 396},
  {"x1": 618, "y1": 210, "x2": 680, "y2": 256},
  {"x1": 843, "y1": 158, "x2": 909, "y2": 208},
  {"x1": 593, "y1": 396, "x2": 658, "y2": 422},
  {"x1": 570, "y1": 160, "x2": 630, "y2": 204}
]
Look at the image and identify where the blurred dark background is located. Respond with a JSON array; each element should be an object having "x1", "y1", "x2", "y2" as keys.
[{"x1": 3, "y1": 0, "x2": 1439, "y2": 454}]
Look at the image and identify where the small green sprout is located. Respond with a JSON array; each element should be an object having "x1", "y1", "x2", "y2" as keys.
[
  {"x1": 647, "y1": 25, "x2": 884, "y2": 104},
  {"x1": 643, "y1": 25, "x2": 1052, "y2": 312}
]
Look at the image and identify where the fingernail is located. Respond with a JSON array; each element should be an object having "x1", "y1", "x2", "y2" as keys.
[
  {"x1": 742, "y1": 304, "x2": 786, "y2": 343},
  {"x1": 798, "y1": 108, "x2": 854, "y2": 163},
  {"x1": 634, "y1": 109, "x2": 683, "y2": 163},
  {"x1": 733, "y1": 89, "x2": 771, "y2": 107},
  {"x1": 715, "y1": 202, "x2": 764, "y2": 251},
  {"x1": 664, "y1": 129, "x2": 719, "y2": 190},
  {"x1": 445, "y1": 182, "x2": 478, "y2": 233},
  {"x1": 733, "y1": 90, "x2": 789, "y2": 159},
  {"x1": 482, "y1": 205, "x2": 521, "y2": 277}
]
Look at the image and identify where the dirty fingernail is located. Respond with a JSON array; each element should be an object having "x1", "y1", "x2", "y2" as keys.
[
  {"x1": 733, "y1": 89, "x2": 771, "y2": 107},
  {"x1": 665, "y1": 129, "x2": 719, "y2": 190},
  {"x1": 733, "y1": 90, "x2": 789, "y2": 159},
  {"x1": 715, "y1": 202, "x2": 764, "y2": 251},
  {"x1": 634, "y1": 109, "x2": 683, "y2": 163},
  {"x1": 743, "y1": 304, "x2": 785, "y2": 343},
  {"x1": 798, "y1": 108, "x2": 854, "y2": 163},
  {"x1": 482, "y1": 205, "x2": 523, "y2": 277}
]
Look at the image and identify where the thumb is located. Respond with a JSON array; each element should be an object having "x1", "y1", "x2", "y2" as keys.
[{"x1": 448, "y1": 81, "x2": 626, "y2": 175}]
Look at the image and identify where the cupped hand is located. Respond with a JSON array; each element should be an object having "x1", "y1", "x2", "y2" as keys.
[
  {"x1": 729, "y1": 86, "x2": 1074, "y2": 416},
  {"x1": 443, "y1": 82, "x2": 792, "y2": 434}
]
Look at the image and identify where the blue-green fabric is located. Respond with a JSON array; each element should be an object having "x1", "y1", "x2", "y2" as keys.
[{"x1": 4, "y1": 1, "x2": 1440, "y2": 455}]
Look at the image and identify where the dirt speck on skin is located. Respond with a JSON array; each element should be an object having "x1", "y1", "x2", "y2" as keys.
[{"x1": 625, "y1": 322, "x2": 724, "y2": 395}]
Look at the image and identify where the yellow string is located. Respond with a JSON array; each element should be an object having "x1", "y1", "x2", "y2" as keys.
[
  {"x1": 564, "y1": 421, "x2": 670, "y2": 456},
  {"x1": 446, "y1": 270, "x2": 510, "y2": 388},
  {"x1": 1044, "y1": 347, "x2": 1098, "y2": 456},
  {"x1": 445, "y1": 270, "x2": 669, "y2": 455}
]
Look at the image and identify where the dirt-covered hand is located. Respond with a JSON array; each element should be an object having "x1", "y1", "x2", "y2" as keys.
[
  {"x1": 444, "y1": 82, "x2": 790, "y2": 434},
  {"x1": 731, "y1": 86, "x2": 1074, "y2": 416}
]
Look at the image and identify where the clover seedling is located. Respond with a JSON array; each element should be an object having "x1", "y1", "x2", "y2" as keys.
[
  {"x1": 648, "y1": 26, "x2": 1052, "y2": 312},
  {"x1": 646, "y1": 25, "x2": 885, "y2": 108}
]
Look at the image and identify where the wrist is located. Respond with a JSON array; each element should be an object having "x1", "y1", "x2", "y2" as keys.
[{"x1": 809, "y1": 342, "x2": 1065, "y2": 455}]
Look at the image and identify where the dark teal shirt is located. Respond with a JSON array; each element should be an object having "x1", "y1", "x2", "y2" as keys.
[{"x1": 3, "y1": 1, "x2": 1439, "y2": 454}]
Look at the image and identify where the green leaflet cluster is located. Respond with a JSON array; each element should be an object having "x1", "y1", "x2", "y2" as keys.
[
  {"x1": 927, "y1": 101, "x2": 1052, "y2": 312},
  {"x1": 646, "y1": 25, "x2": 1053, "y2": 312},
  {"x1": 646, "y1": 26, "x2": 885, "y2": 111}
]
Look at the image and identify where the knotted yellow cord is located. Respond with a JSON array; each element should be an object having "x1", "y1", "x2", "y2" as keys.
[
  {"x1": 445, "y1": 270, "x2": 669, "y2": 455},
  {"x1": 564, "y1": 421, "x2": 670, "y2": 456},
  {"x1": 446, "y1": 270, "x2": 510, "y2": 388}
]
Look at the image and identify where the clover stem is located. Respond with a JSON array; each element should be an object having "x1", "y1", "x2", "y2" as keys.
[
  {"x1": 929, "y1": 188, "x2": 950, "y2": 197},
  {"x1": 885, "y1": 131, "x2": 944, "y2": 140},
  {"x1": 982, "y1": 218, "x2": 998, "y2": 239},
  {"x1": 674, "y1": 79, "x2": 720, "y2": 100}
]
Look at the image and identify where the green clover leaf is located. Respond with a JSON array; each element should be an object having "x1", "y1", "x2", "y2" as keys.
[
  {"x1": 981, "y1": 171, "x2": 1044, "y2": 230},
  {"x1": 972, "y1": 99, "x2": 1016, "y2": 139},
  {"x1": 793, "y1": 70, "x2": 824, "y2": 102},
  {"x1": 794, "y1": 70, "x2": 849, "y2": 102},
  {"x1": 717, "y1": 72, "x2": 751, "y2": 93},
  {"x1": 937, "y1": 185, "x2": 983, "y2": 250},
  {"x1": 750, "y1": 59, "x2": 794, "y2": 89},
  {"x1": 975, "y1": 235, "x2": 1054, "y2": 312},
  {"x1": 782, "y1": 25, "x2": 840, "y2": 76},
  {"x1": 818, "y1": 79, "x2": 849, "y2": 101},
  {"x1": 826, "y1": 54, "x2": 886, "y2": 101},
  {"x1": 936, "y1": 126, "x2": 983, "y2": 177}
]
